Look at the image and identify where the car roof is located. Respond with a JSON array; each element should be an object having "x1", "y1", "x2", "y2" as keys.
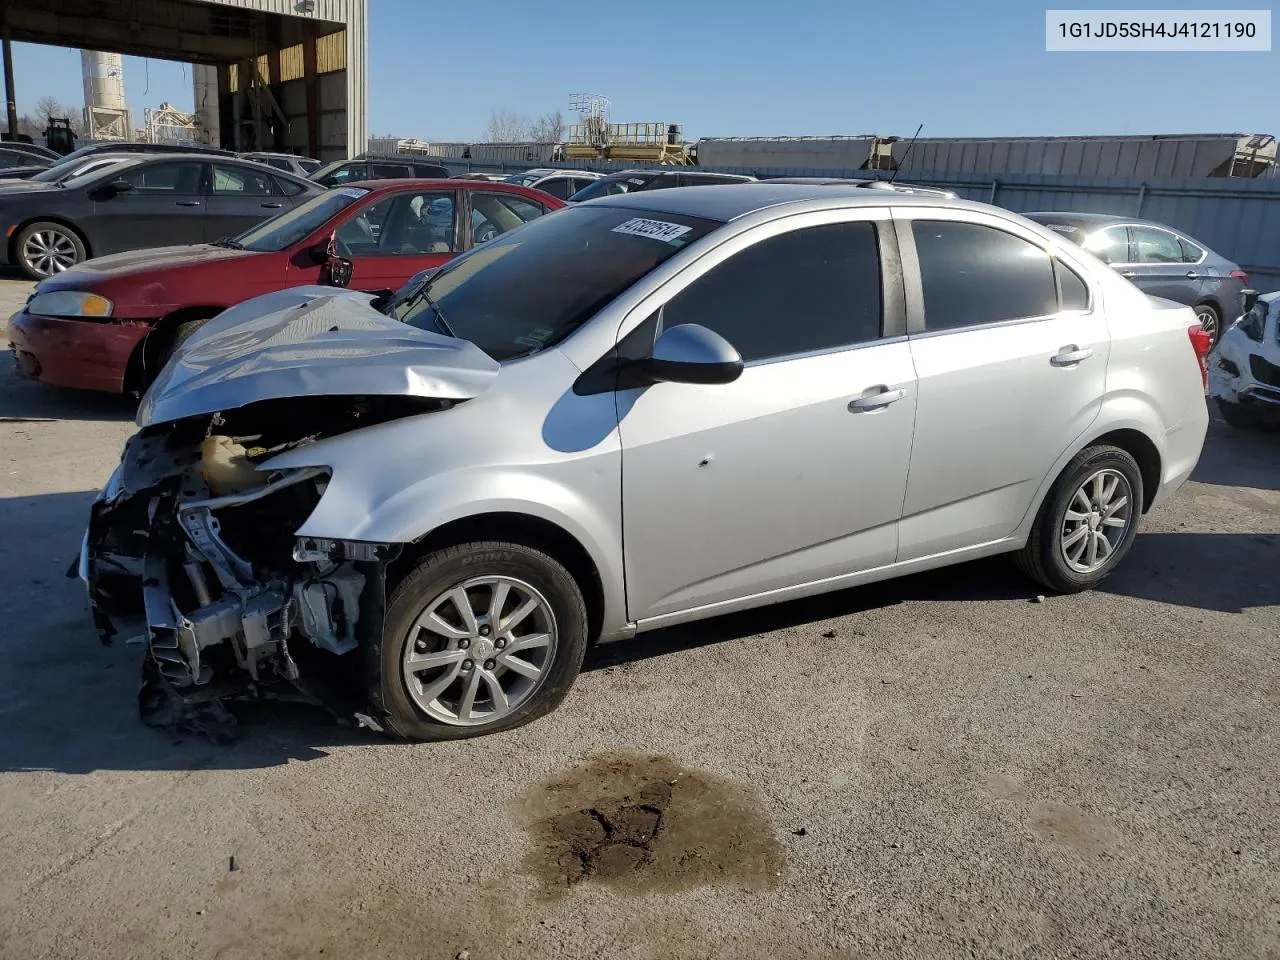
[
  {"x1": 1024, "y1": 211, "x2": 1130, "y2": 226},
  {"x1": 344, "y1": 178, "x2": 563, "y2": 197},
  {"x1": 584, "y1": 182, "x2": 996, "y2": 222}
]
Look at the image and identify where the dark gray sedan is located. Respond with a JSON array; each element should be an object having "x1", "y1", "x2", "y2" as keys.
[
  {"x1": 1025, "y1": 212, "x2": 1246, "y2": 344},
  {"x1": 0, "y1": 152, "x2": 322, "y2": 279}
]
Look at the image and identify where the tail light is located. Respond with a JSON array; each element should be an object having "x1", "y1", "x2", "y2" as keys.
[
  {"x1": 1231, "y1": 269, "x2": 1250, "y2": 285},
  {"x1": 1188, "y1": 323, "x2": 1213, "y2": 388}
]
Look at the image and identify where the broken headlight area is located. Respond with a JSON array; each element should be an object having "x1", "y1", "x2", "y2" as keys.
[{"x1": 86, "y1": 395, "x2": 434, "y2": 740}]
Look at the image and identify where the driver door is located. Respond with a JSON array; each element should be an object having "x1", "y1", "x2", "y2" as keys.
[
  {"x1": 618, "y1": 210, "x2": 917, "y2": 623},
  {"x1": 333, "y1": 189, "x2": 461, "y2": 294}
]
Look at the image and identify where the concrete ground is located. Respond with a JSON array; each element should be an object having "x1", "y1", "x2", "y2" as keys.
[{"x1": 1, "y1": 273, "x2": 1277, "y2": 960}]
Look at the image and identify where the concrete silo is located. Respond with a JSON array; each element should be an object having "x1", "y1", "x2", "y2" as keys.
[{"x1": 81, "y1": 50, "x2": 131, "y2": 141}]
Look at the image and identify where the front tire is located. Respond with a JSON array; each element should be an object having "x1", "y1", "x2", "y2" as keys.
[
  {"x1": 1015, "y1": 444, "x2": 1144, "y2": 593},
  {"x1": 375, "y1": 541, "x2": 589, "y2": 741},
  {"x1": 16, "y1": 221, "x2": 86, "y2": 279}
]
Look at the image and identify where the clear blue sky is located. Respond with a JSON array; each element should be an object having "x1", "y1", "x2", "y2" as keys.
[{"x1": 9, "y1": 0, "x2": 1278, "y2": 141}]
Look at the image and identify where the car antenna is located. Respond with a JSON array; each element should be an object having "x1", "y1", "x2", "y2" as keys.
[{"x1": 887, "y1": 124, "x2": 923, "y2": 185}]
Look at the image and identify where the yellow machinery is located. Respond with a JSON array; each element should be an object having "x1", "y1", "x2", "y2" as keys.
[{"x1": 565, "y1": 122, "x2": 690, "y2": 165}]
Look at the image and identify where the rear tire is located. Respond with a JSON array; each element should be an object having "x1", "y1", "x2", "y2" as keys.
[
  {"x1": 1015, "y1": 444, "x2": 1144, "y2": 593},
  {"x1": 16, "y1": 221, "x2": 86, "y2": 280},
  {"x1": 375, "y1": 541, "x2": 589, "y2": 741}
]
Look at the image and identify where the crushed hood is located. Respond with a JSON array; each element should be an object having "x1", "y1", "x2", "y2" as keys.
[{"x1": 136, "y1": 286, "x2": 500, "y2": 427}]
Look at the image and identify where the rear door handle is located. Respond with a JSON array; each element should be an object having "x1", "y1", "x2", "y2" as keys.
[
  {"x1": 1051, "y1": 346, "x2": 1093, "y2": 367},
  {"x1": 175, "y1": 200, "x2": 201, "y2": 207},
  {"x1": 261, "y1": 202, "x2": 283, "y2": 209},
  {"x1": 1185, "y1": 270, "x2": 1200, "y2": 279},
  {"x1": 848, "y1": 387, "x2": 906, "y2": 412},
  {"x1": 1119, "y1": 271, "x2": 1137, "y2": 278}
]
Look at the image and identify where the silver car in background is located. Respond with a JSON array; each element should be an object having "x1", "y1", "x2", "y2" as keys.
[{"x1": 85, "y1": 185, "x2": 1210, "y2": 741}]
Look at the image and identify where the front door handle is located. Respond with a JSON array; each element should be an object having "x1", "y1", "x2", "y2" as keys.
[
  {"x1": 261, "y1": 201, "x2": 283, "y2": 209},
  {"x1": 175, "y1": 200, "x2": 201, "y2": 207},
  {"x1": 1051, "y1": 346, "x2": 1094, "y2": 367},
  {"x1": 848, "y1": 387, "x2": 906, "y2": 412},
  {"x1": 1120, "y1": 270, "x2": 1137, "y2": 278},
  {"x1": 1185, "y1": 270, "x2": 1200, "y2": 279}
]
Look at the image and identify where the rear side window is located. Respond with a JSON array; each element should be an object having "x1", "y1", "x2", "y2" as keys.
[
  {"x1": 1132, "y1": 226, "x2": 1183, "y2": 264},
  {"x1": 274, "y1": 176, "x2": 306, "y2": 196},
  {"x1": 212, "y1": 163, "x2": 276, "y2": 196},
  {"x1": 1056, "y1": 260, "x2": 1090, "y2": 311},
  {"x1": 371, "y1": 162, "x2": 413, "y2": 178},
  {"x1": 412, "y1": 164, "x2": 450, "y2": 178},
  {"x1": 912, "y1": 221, "x2": 1057, "y2": 331},
  {"x1": 661, "y1": 221, "x2": 883, "y2": 362},
  {"x1": 1178, "y1": 237, "x2": 1204, "y2": 263},
  {"x1": 535, "y1": 178, "x2": 572, "y2": 200}
]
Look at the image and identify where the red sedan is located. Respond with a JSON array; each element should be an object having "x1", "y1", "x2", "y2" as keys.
[{"x1": 8, "y1": 179, "x2": 563, "y2": 393}]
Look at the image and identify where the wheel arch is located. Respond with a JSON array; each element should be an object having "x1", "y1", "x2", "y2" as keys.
[
  {"x1": 1089, "y1": 427, "x2": 1162, "y2": 512},
  {"x1": 8, "y1": 216, "x2": 92, "y2": 265},
  {"x1": 124, "y1": 304, "x2": 227, "y2": 394},
  {"x1": 390, "y1": 511, "x2": 606, "y2": 645}
]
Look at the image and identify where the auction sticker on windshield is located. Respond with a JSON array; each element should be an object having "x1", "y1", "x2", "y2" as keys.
[
  {"x1": 611, "y1": 218, "x2": 693, "y2": 244},
  {"x1": 336, "y1": 187, "x2": 371, "y2": 199}
]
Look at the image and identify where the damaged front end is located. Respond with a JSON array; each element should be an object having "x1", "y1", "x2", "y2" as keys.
[{"x1": 83, "y1": 395, "x2": 440, "y2": 740}]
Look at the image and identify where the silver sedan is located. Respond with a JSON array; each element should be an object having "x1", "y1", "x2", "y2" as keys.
[{"x1": 86, "y1": 184, "x2": 1211, "y2": 741}]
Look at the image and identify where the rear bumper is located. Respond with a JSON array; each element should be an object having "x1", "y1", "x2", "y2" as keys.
[{"x1": 7, "y1": 309, "x2": 150, "y2": 393}]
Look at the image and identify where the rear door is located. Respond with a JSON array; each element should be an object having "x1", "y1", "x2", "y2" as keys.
[
  {"x1": 204, "y1": 162, "x2": 288, "y2": 241},
  {"x1": 332, "y1": 187, "x2": 461, "y2": 293},
  {"x1": 1126, "y1": 225, "x2": 1198, "y2": 304},
  {"x1": 895, "y1": 209, "x2": 1109, "y2": 561},
  {"x1": 84, "y1": 158, "x2": 209, "y2": 253}
]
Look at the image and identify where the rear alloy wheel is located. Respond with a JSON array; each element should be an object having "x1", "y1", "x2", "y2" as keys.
[
  {"x1": 376, "y1": 541, "x2": 589, "y2": 741},
  {"x1": 17, "y1": 221, "x2": 85, "y2": 279},
  {"x1": 1015, "y1": 444, "x2": 1144, "y2": 592},
  {"x1": 1194, "y1": 304, "x2": 1221, "y2": 347}
]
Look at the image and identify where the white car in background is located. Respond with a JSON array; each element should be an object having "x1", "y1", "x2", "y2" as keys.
[
  {"x1": 1209, "y1": 290, "x2": 1280, "y2": 430},
  {"x1": 503, "y1": 168, "x2": 604, "y2": 201}
]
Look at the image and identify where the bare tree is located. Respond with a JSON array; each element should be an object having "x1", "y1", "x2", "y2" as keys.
[
  {"x1": 485, "y1": 107, "x2": 527, "y2": 143},
  {"x1": 528, "y1": 110, "x2": 566, "y2": 143},
  {"x1": 33, "y1": 96, "x2": 82, "y2": 135}
]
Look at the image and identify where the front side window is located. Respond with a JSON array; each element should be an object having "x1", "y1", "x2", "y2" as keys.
[
  {"x1": 233, "y1": 187, "x2": 369, "y2": 252},
  {"x1": 120, "y1": 160, "x2": 205, "y2": 194},
  {"x1": 568, "y1": 175, "x2": 654, "y2": 202},
  {"x1": 337, "y1": 191, "x2": 457, "y2": 255},
  {"x1": 535, "y1": 178, "x2": 572, "y2": 200},
  {"x1": 1132, "y1": 226, "x2": 1184, "y2": 264},
  {"x1": 393, "y1": 206, "x2": 719, "y2": 361},
  {"x1": 662, "y1": 221, "x2": 883, "y2": 362},
  {"x1": 371, "y1": 162, "x2": 413, "y2": 178},
  {"x1": 912, "y1": 220, "x2": 1057, "y2": 331},
  {"x1": 313, "y1": 161, "x2": 366, "y2": 186},
  {"x1": 212, "y1": 163, "x2": 276, "y2": 196}
]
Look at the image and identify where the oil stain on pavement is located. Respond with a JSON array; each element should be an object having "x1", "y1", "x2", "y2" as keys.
[{"x1": 518, "y1": 751, "x2": 785, "y2": 897}]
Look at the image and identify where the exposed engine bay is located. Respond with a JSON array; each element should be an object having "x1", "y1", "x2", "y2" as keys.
[{"x1": 83, "y1": 395, "x2": 445, "y2": 741}]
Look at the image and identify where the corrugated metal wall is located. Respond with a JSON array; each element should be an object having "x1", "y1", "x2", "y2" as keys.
[
  {"x1": 428, "y1": 155, "x2": 1280, "y2": 293},
  {"x1": 893, "y1": 137, "x2": 1247, "y2": 179}
]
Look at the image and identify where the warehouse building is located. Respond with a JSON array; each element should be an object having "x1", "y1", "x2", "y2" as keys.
[{"x1": 2, "y1": 0, "x2": 367, "y2": 160}]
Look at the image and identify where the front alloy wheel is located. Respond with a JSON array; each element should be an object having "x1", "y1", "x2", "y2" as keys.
[
  {"x1": 402, "y1": 575, "x2": 558, "y2": 726},
  {"x1": 18, "y1": 222, "x2": 84, "y2": 278},
  {"x1": 376, "y1": 541, "x2": 589, "y2": 741}
]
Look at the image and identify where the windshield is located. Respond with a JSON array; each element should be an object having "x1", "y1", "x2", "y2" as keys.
[
  {"x1": 391, "y1": 205, "x2": 719, "y2": 361},
  {"x1": 567, "y1": 174, "x2": 654, "y2": 202},
  {"x1": 233, "y1": 187, "x2": 370, "y2": 251},
  {"x1": 49, "y1": 158, "x2": 132, "y2": 187}
]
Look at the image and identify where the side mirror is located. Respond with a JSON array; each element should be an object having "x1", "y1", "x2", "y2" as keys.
[
  {"x1": 1243, "y1": 289, "x2": 1260, "y2": 313},
  {"x1": 106, "y1": 178, "x2": 132, "y2": 195},
  {"x1": 314, "y1": 231, "x2": 353, "y2": 288},
  {"x1": 640, "y1": 324, "x2": 743, "y2": 385}
]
